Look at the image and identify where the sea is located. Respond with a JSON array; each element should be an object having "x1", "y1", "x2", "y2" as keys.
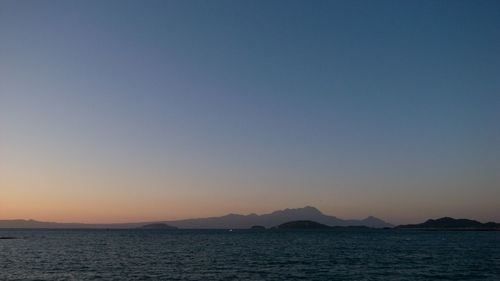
[{"x1": 1, "y1": 229, "x2": 499, "y2": 280}]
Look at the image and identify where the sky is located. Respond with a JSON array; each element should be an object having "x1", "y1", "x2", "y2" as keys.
[{"x1": 1, "y1": 0, "x2": 499, "y2": 224}]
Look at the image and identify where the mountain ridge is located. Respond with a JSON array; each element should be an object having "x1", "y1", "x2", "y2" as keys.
[
  {"x1": 159, "y1": 206, "x2": 392, "y2": 228},
  {"x1": 0, "y1": 206, "x2": 392, "y2": 229}
]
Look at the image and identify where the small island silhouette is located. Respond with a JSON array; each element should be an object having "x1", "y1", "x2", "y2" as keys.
[
  {"x1": 398, "y1": 217, "x2": 500, "y2": 231},
  {"x1": 277, "y1": 220, "x2": 330, "y2": 229},
  {"x1": 250, "y1": 225, "x2": 266, "y2": 230},
  {"x1": 138, "y1": 223, "x2": 177, "y2": 230}
]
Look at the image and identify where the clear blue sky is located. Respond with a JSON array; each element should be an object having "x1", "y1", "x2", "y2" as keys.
[{"x1": 1, "y1": 0, "x2": 499, "y2": 223}]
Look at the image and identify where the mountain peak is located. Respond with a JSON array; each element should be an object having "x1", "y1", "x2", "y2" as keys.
[
  {"x1": 303, "y1": 205, "x2": 321, "y2": 211},
  {"x1": 359, "y1": 216, "x2": 392, "y2": 227},
  {"x1": 299, "y1": 206, "x2": 323, "y2": 215},
  {"x1": 274, "y1": 206, "x2": 323, "y2": 215},
  {"x1": 0, "y1": 206, "x2": 393, "y2": 229},
  {"x1": 363, "y1": 216, "x2": 379, "y2": 221}
]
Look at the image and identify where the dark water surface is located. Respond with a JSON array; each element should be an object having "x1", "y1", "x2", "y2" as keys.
[{"x1": 1, "y1": 229, "x2": 499, "y2": 280}]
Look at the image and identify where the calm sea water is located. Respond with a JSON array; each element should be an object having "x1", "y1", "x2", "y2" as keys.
[{"x1": 1, "y1": 229, "x2": 499, "y2": 280}]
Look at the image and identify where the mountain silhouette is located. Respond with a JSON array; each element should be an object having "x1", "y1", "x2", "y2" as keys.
[
  {"x1": 0, "y1": 206, "x2": 392, "y2": 229},
  {"x1": 158, "y1": 206, "x2": 392, "y2": 228}
]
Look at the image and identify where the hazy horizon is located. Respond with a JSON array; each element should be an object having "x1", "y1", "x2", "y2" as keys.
[
  {"x1": 1, "y1": 205, "x2": 499, "y2": 226},
  {"x1": 1, "y1": 205, "x2": 389, "y2": 225},
  {"x1": 1, "y1": 0, "x2": 499, "y2": 225}
]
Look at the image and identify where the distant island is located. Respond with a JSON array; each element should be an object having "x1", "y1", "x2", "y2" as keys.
[
  {"x1": 0, "y1": 206, "x2": 392, "y2": 229},
  {"x1": 4, "y1": 207, "x2": 498, "y2": 231},
  {"x1": 397, "y1": 217, "x2": 500, "y2": 231},
  {"x1": 250, "y1": 225, "x2": 266, "y2": 230},
  {"x1": 277, "y1": 220, "x2": 330, "y2": 229},
  {"x1": 276, "y1": 220, "x2": 372, "y2": 230},
  {"x1": 138, "y1": 223, "x2": 177, "y2": 230}
]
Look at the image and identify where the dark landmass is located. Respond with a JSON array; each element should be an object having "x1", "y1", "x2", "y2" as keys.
[
  {"x1": 250, "y1": 225, "x2": 266, "y2": 230},
  {"x1": 0, "y1": 206, "x2": 392, "y2": 229},
  {"x1": 161, "y1": 206, "x2": 392, "y2": 229},
  {"x1": 0, "y1": 219, "x2": 146, "y2": 229},
  {"x1": 332, "y1": 225, "x2": 371, "y2": 229},
  {"x1": 397, "y1": 217, "x2": 500, "y2": 231},
  {"x1": 0, "y1": 236, "x2": 17, "y2": 239},
  {"x1": 138, "y1": 223, "x2": 177, "y2": 230},
  {"x1": 277, "y1": 220, "x2": 330, "y2": 229}
]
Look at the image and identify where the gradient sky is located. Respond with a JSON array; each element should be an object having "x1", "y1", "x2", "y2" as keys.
[{"x1": 1, "y1": 0, "x2": 499, "y2": 224}]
